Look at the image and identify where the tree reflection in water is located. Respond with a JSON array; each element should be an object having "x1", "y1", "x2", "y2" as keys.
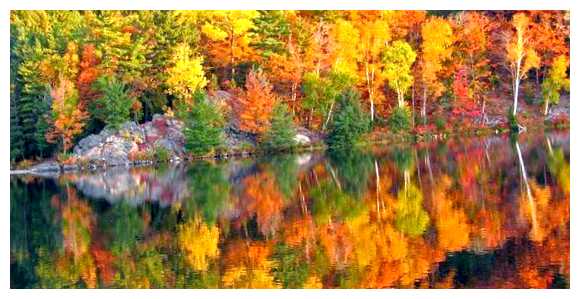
[{"x1": 10, "y1": 132, "x2": 570, "y2": 288}]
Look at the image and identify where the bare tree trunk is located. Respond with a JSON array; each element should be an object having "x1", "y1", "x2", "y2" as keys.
[
  {"x1": 323, "y1": 101, "x2": 334, "y2": 131},
  {"x1": 365, "y1": 62, "x2": 375, "y2": 122},
  {"x1": 513, "y1": 76, "x2": 520, "y2": 117},
  {"x1": 513, "y1": 57, "x2": 522, "y2": 117}
]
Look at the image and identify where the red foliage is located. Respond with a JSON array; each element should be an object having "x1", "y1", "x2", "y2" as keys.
[
  {"x1": 414, "y1": 124, "x2": 436, "y2": 135},
  {"x1": 77, "y1": 44, "x2": 101, "y2": 110},
  {"x1": 452, "y1": 68, "x2": 469, "y2": 102},
  {"x1": 231, "y1": 70, "x2": 276, "y2": 135},
  {"x1": 451, "y1": 67, "x2": 481, "y2": 120}
]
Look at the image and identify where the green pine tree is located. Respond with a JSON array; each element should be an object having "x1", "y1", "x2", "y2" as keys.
[
  {"x1": 326, "y1": 89, "x2": 370, "y2": 149},
  {"x1": 261, "y1": 103, "x2": 296, "y2": 151},
  {"x1": 92, "y1": 75, "x2": 136, "y2": 129},
  {"x1": 183, "y1": 96, "x2": 224, "y2": 156}
]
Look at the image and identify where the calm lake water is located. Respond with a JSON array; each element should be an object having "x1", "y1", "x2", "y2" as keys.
[{"x1": 10, "y1": 131, "x2": 569, "y2": 289}]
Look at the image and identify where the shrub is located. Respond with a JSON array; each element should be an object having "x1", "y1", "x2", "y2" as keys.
[
  {"x1": 183, "y1": 97, "x2": 224, "y2": 156},
  {"x1": 388, "y1": 106, "x2": 411, "y2": 133},
  {"x1": 154, "y1": 146, "x2": 170, "y2": 162},
  {"x1": 261, "y1": 103, "x2": 296, "y2": 152},
  {"x1": 327, "y1": 89, "x2": 370, "y2": 148}
]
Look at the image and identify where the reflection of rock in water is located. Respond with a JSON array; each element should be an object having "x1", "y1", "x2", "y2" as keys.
[
  {"x1": 70, "y1": 165, "x2": 191, "y2": 207},
  {"x1": 67, "y1": 153, "x2": 323, "y2": 208}
]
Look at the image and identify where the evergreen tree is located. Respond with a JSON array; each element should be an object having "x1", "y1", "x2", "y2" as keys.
[
  {"x1": 261, "y1": 104, "x2": 296, "y2": 151},
  {"x1": 251, "y1": 11, "x2": 291, "y2": 57},
  {"x1": 183, "y1": 95, "x2": 224, "y2": 156},
  {"x1": 10, "y1": 95, "x2": 24, "y2": 162},
  {"x1": 92, "y1": 75, "x2": 136, "y2": 129},
  {"x1": 326, "y1": 89, "x2": 370, "y2": 148}
]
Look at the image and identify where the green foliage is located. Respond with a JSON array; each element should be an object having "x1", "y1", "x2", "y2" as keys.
[
  {"x1": 395, "y1": 183, "x2": 430, "y2": 237},
  {"x1": 154, "y1": 146, "x2": 170, "y2": 162},
  {"x1": 388, "y1": 106, "x2": 412, "y2": 133},
  {"x1": 261, "y1": 104, "x2": 297, "y2": 151},
  {"x1": 92, "y1": 75, "x2": 136, "y2": 129},
  {"x1": 251, "y1": 11, "x2": 291, "y2": 57},
  {"x1": 435, "y1": 117, "x2": 446, "y2": 131},
  {"x1": 542, "y1": 55, "x2": 570, "y2": 113},
  {"x1": 183, "y1": 97, "x2": 224, "y2": 156},
  {"x1": 329, "y1": 148, "x2": 374, "y2": 198},
  {"x1": 392, "y1": 147, "x2": 415, "y2": 173},
  {"x1": 102, "y1": 201, "x2": 144, "y2": 255},
  {"x1": 266, "y1": 155, "x2": 299, "y2": 201},
  {"x1": 10, "y1": 96, "x2": 24, "y2": 162},
  {"x1": 507, "y1": 107, "x2": 520, "y2": 132},
  {"x1": 272, "y1": 243, "x2": 309, "y2": 288},
  {"x1": 326, "y1": 89, "x2": 370, "y2": 148},
  {"x1": 310, "y1": 181, "x2": 365, "y2": 224},
  {"x1": 34, "y1": 114, "x2": 56, "y2": 157},
  {"x1": 302, "y1": 71, "x2": 355, "y2": 125},
  {"x1": 183, "y1": 161, "x2": 230, "y2": 226},
  {"x1": 382, "y1": 40, "x2": 416, "y2": 107},
  {"x1": 547, "y1": 147, "x2": 570, "y2": 195}
]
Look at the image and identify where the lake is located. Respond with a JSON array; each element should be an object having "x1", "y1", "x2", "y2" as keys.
[{"x1": 10, "y1": 131, "x2": 570, "y2": 288}]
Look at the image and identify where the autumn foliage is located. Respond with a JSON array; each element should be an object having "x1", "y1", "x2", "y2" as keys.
[
  {"x1": 9, "y1": 10, "x2": 570, "y2": 162},
  {"x1": 45, "y1": 79, "x2": 88, "y2": 154},
  {"x1": 233, "y1": 69, "x2": 277, "y2": 135}
]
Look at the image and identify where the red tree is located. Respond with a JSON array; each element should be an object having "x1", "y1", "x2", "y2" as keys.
[
  {"x1": 77, "y1": 44, "x2": 101, "y2": 110},
  {"x1": 232, "y1": 69, "x2": 277, "y2": 135}
]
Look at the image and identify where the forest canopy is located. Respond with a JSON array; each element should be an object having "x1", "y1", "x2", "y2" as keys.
[{"x1": 10, "y1": 10, "x2": 570, "y2": 162}]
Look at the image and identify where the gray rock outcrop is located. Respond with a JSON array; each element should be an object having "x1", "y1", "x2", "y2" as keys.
[{"x1": 73, "y1": 114, "x2": 185, "y2": 166}]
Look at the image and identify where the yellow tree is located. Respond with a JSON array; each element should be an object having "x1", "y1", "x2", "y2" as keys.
[
  {"x1": 331, "y1": 19, "x2": 360, "y2": 78},
  {"x1": 420, "y1": 17, "x2": 453, "y2": 123},
  {"x1": 165, "y1": 43, "x2": 207, "y2": 105},
  {"x1": 382, "y1": 40, "x2": 417, "y2": 108},
  {"x1": 505, "y1": 13, "x2": 540, "y2": 119},
  {"x1": 353, "y1": 11, "x2": 392, "y2": 121},
  {"x1": 541, "y1": 55, "x2": 569, "y2": 116}
]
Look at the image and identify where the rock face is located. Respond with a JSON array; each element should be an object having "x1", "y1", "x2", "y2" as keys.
[{"x1": 73, "y1": 114, "x2": 185, "y2": 166}]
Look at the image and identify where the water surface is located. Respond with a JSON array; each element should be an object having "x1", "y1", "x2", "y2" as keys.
[{"x1": 10, "y1": 131, "x2": 570, "y2": 288}]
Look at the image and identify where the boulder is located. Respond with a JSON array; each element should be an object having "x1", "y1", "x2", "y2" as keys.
[{"x1": 72, "y1": 115, "x2": 185, "y2": 167}]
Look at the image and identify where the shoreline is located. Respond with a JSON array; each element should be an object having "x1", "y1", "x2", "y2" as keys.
[{"x1": 10, "y1": 122, "x2": 568, "y2": 176}]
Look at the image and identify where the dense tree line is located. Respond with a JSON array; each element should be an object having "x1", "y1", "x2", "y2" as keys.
[{"x1": 10, "y1": 11, "x2": 569, "y2": 162}]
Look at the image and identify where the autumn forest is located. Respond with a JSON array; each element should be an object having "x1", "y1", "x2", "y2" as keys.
[
  {"x1": 9, "y1": 10, "x2": 570, "y2": 164},
  {"x1": 9, "y1": 10, "x2": 570, "y2": 290}
]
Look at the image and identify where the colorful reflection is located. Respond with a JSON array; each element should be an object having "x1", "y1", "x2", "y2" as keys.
[{"x1": 10, "y1": 132, "x2": 570, "y2": 288}]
